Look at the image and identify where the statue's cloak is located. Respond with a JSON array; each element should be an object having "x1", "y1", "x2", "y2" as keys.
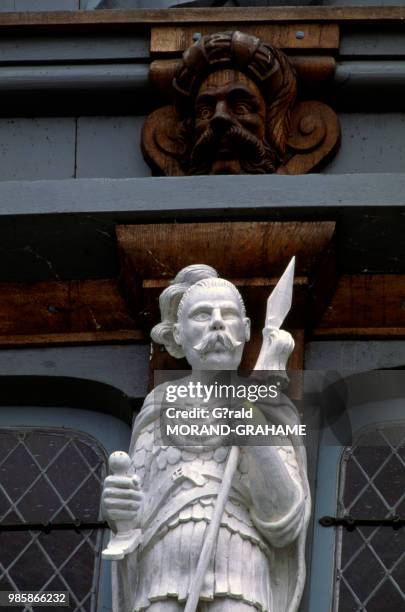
[{"x1": 112, "y1": 382, "x2": 311, "y2": 612}]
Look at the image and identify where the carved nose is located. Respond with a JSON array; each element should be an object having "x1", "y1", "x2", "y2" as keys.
[
  {"x1": 210, "y1": 308, "x2": 225, "y2": 331},
  {"x1": 210, "y1": 102, "x2": 233, "y2": 133}
]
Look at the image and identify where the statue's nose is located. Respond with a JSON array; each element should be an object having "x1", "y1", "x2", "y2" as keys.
[
  {"x1": 210, "y1": 101, "x2": 233, "y2": 133},
  {"x1": 209, "y1": 308, "x2": 225, "y2": 331}
]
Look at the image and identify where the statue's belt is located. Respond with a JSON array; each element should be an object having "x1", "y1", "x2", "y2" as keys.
[{"x1": 138, "y1": 464, "x2": 250, "y2": 551}]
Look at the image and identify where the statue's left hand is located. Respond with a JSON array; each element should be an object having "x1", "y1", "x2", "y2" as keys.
[{"x1": 255, "y1": 327, "x2": 295, "y2": 371}]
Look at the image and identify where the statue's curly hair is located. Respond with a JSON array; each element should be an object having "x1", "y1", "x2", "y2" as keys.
[
  {"x1": 151, "y1": 264, "x2": 245, "y2": 358},
  {"x1": 173, "y1": 30, "x2": 297, "y2": 161}
]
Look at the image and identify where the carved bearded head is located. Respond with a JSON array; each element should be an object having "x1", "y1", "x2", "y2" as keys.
[
  {"x1": 151, "y1": 264, "x2": 250, "y2": 370},
  {"x1": 173, "y1": 32, "x2": 297, "y2": 175},
  {"x1": 142, "y1": 31, "x2": 298, "y2": 176}
]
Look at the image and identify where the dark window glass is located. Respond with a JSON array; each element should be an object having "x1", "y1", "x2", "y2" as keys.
[
  {"x1": 335, "y1": 425, "x2": 405, "y2": 611},
  {"x1": 0, "y1": 428, "x2": 107, "y2": 612}
]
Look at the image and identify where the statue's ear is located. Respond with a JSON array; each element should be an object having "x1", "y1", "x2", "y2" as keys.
[
  {"x1": 277, "y1": 101, "x2": 341, "y2": 175},
  {"x1": 173, "y1": 323, "x2": 182, "y2": 346},
  {"x1": 244, "y1": 317, "x2": 251, "y2": 342},
  {"x1": 141, "y1": 106, "x2": 187, "y2": 176}
]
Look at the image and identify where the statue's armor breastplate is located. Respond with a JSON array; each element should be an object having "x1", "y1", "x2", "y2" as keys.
[{"x1": 132, "y1": 419, "x2": 273, "y2": 611}]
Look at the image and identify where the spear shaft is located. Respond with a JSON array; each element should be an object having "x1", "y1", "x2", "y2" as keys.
[{"x1": 184, "y1": 445, "x2": 240, "y2": 612}]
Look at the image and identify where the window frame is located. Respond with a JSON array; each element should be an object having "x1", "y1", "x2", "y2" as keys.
[
  {"x1": 0, "y1": 385, "x2": 132, "y2": 612},
  {"x1": 308, "y1": 371, "x2": 405, "y2": 612}
]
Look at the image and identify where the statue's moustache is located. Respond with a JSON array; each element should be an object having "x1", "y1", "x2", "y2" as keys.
[
  {"x1": 189, "y1": 124, "x2": 275, "y2": 172},
  {"x1": 193, "y1": 331, "x2": 242, "y2": 355}
]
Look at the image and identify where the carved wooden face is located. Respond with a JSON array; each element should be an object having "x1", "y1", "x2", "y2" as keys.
[{"x1": 191, "y1": 69, "x2": 268, "y2": 175}]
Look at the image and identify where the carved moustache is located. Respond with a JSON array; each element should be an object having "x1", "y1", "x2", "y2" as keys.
[
  {"x1": 193, "y1": 331, "x2": 242, "y2": 355},
  {"x1": 189, "y1": 124, "x2": 277, "y2": 174}
]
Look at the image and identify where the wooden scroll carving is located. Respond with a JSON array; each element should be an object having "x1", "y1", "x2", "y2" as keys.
[{"x1": 142, "y1": 31, "x2": 340, "y2": 176}]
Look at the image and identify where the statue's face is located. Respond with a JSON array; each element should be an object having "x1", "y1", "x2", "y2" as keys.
[
  {"x1": 190, "y1": 69, "x2": 272, "y2": 175},
  {"x1": 173, "y1": 284, "x2": 250, "y2": 370}
]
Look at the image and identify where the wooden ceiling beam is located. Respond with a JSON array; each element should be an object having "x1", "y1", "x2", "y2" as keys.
[
  {"x1": 0, "y1": 279, "x2": 143, "y2": 348},
  {"x1": 0, "y1": 273, "x2": 404, "y2": 348}
]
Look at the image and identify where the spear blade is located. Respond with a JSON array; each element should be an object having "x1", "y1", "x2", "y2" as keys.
[{"x1": 265, "y1": 256, "x2": 295, "y2": 329}]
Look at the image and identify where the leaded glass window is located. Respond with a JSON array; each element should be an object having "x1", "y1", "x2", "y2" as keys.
[
  {"x1": 334, "y1": 424, "x2": 405, "y2": 612},
  {"x1": 0, "y1": 428, "x2": 107, "y2": 612}
]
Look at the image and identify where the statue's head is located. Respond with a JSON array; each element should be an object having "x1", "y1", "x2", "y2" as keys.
[
  {"x1": 151, "y1": 264, "x2": 250, "y2": 370},
  {"x1": 173, "y1": 31, "x2": 297, "y2": 175}
]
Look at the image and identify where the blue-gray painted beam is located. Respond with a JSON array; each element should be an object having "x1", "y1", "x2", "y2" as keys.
[
  {"x1": 0, "y1": 174, "x2": 402, "y2": 217},
  {"x1": 0, "y1": 36, "x2": 149, "y2": 63},
  {"x1": 0, "y1": 345, "x2": 149, "y2": 398},
  {"x1": 0, "y1": 62, "x2": 405, "y2": 97},
  {"x1": 0, "y1": 64, "x2": 150, "y2": 92},
  {"x1": 335, "y1": 61, "x2": 405, "y2": 89}
]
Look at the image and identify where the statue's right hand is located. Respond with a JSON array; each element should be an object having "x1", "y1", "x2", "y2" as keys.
[{"x1": 101, "y1": 474, "x2": 143, "y2": 526}]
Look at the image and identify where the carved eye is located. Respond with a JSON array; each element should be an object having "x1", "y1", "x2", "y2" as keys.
[
  {"x1": 222, "y1": 310, "x2": 239, "y2": 320},
  {"x1": 192, "y1": 312, "x2": 211, "y2": 322},
  {"x1": 197, "y1": 106, "x2": 213, "y2": 120},
  {"x1": 233, "y1": 103, "x2": 250, "y2": 115}
]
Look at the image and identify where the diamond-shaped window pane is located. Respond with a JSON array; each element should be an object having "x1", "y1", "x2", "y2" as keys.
[
  {"x1": 0, "y1": 428, "x2": 107, "y2": 612},
  {"x1": 335, "y1": 424, "x2": 405, "y2": 611}
]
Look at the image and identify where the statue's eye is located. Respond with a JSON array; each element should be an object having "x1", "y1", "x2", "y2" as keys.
[
  {"x1": 197, "y1": 106, "x2": 213, "y2": 120},
  {"x1": 192, "y1": 312, "x2": 211, "y2": 321},
  {"x1": 222, "y1": 310, "x2": 239, "y2": 320}
]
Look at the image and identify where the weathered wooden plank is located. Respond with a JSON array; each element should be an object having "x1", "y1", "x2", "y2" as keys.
[
  {"x1": 0, "y1": 279, "x2": 143, "y2": 345},
  {"x1": 313, "y1": 327, "x2": 405, "y2": 339},
  {"x1": 0, "y1": 330, "x2": 142, "y2": 348},
  {"x1": 151, "y1": 24, "x2": 339, "y2": 54},
  {"x1": 315, "y1": 274, "x2": 405, "y2": 338},
  {"x1": 0, "y1": 8, "x2": 403, "y2": 30}
]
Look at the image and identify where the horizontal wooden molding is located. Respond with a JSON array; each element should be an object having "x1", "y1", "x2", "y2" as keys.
[
  {"x1": 313, "y1": 327, "x2": 405, "y2": 339},
  {"x1": 151, "y1": 24, "x2": 339, "y2": 54},
  {"x1": 0, "y1": 8, "x2": 403, "y2": 31}
]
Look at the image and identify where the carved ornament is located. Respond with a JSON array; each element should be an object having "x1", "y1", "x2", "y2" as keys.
[{"x1": 142, "y1": 31, "x2": 340, "y2": 176}]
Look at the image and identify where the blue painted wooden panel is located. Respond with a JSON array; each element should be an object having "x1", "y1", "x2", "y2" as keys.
[
  {"x1": 0, "y1": 345, "x2": 150, "y2": 398},
  {"x1": 0, "y1": 0, "x2": 79, "y2": 10},
  {"x1": 0, "y1": 118, "x2": 76, "y2": 181},
  {"x1": 0, "y1": 1, "x2": 15, "y2": 10},
  {"x1": 0, "y1": 37, "x2": 149, "y2": 63},
  {"x1": 76, "y1": 117, "x2": 151, "y2": 178},
  {"x1": 0, "y1": 113, "x2": 403, "y2": 181},
  {"x1": 324, "y1": 114, "x2": 405, "y2": 175}
]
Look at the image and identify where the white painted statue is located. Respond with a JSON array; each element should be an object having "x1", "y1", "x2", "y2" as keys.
[{"x1": 101, "y1": 263, "x2": 311, "y2": 612}]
